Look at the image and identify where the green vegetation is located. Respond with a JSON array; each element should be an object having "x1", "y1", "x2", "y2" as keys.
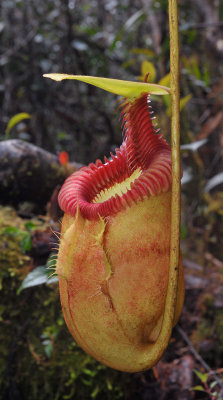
[
  {"x1": 1, "y1": 0, "x2": 223, "y2": 398},
  {"x1": 0, "y1": 207, "x2": 129, "y2": 399}
]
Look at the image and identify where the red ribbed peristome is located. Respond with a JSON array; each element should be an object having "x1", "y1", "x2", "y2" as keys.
[{"x1": 58, "y1": 93, "x2": 172, "y2": 220}]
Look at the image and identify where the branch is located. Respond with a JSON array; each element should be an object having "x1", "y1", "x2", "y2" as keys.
[{"x1": 177, "y1": 326, "x2": 223, "y2": 390}]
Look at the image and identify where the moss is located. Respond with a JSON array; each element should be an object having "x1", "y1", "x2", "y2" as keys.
[
  {"x1": 0, "y1": 206, "x2": 130, "y2": 399},
  {"x1": 0, "y1": 207, "x2": 31, "y2": 287}
]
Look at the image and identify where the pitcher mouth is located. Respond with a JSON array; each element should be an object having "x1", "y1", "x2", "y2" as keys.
[{"x1": 58, "y1": 93, "x2": 172, "y2": 220}]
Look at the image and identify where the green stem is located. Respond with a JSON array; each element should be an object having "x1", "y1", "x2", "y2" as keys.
[
  {"x1": 132, "y1": 1, "x2": 182, "y2": 370},
  {"x1": 168, "y1": 0, "x2": 181, "y2": 320}
]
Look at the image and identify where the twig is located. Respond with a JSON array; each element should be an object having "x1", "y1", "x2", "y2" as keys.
[
  {"x1": 208, "y1": 368, "x2": 223, "y2": 376},
  {"x1": 177, "y1": 325, "x2": 223, "y2": 390}
]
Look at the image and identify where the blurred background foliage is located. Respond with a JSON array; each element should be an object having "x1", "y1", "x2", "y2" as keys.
[{"x1": 1, "y1": 0, "x2": 223, "y2": 399}]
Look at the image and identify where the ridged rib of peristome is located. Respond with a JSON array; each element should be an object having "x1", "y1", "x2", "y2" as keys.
[{"x1": 58, "y1": 93, "x2": 172, "y2": 220}]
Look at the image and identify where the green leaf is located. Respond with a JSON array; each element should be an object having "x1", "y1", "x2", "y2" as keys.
[
  {"x1": 191, "y1": 385, "x2": 205, "y2": 392},
  {"x1": 162, "y1": 94, "x2": 171, "y2": 111},
  {"x1": 138, "y1": 60, "x2": 156, "y2": 83},
  {"x1": 3, "y1": 226, "x2": 21, "y2": 235},
  {"x1": 180, "y1": 94, "x2": 192, "y2": 111},
  {"x1": 106, "y1": 378, "x2": 113, "y2": 391},
  {"x1": 131, "y1": 47, "x2": 155, "y2": 57},
  {"x1": 158, "y1": 72, "x2": 171, "y2": 87},
  {"x1": 17, "y1": 266, "x2": 58, "y2": 294},
  {"x1": 194, "y1": 369, "x2": 208, "y2": 383},
  {"x1": 82, "y1": 368, "x2": 97, "y2": 377},
  {"x1": 5, "y1": 112, "x2": 31, "y2": 137},
  {"x1": 121, "y1": 58, "x2": 137, "y2": 69},
  {"x1": 42, "y1": 339, "x2": 53, "y2": 359},
  {"x1": 24, "y1": 221, "x2": 36, "y2": 231},
  {"x1": 3, "y1": 226, "x2": 32, "y2": 252},
  {"x1": 43, "y1": 74, "x2": 170, "y2": 97},
  {"x1": 165, "y1": 92, "x2": 192, "y2": 117},
  {"x1": 91, "y1": 385, "x2": 100, "y2": 398},
  {"x1": 210, "y1": 381, "x2": 218, "y2": 389},
  {"x1": 20, "y1": 233, "x2": 32, "y2": 252},
  {"x1": 157, "y1": 73, "x2": 171, "y2": 112}
]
